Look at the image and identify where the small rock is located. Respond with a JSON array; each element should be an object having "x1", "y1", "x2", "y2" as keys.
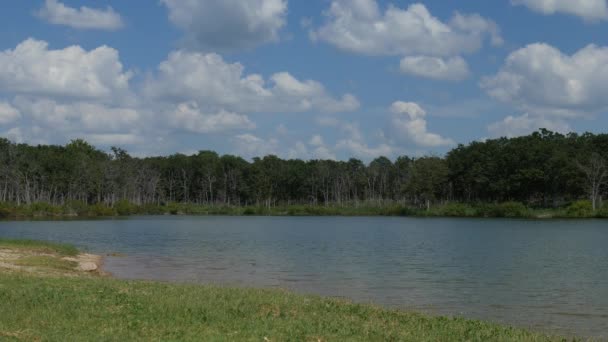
[{"x1": 78, "y1": 262, "x2": 98, "y2": 272}]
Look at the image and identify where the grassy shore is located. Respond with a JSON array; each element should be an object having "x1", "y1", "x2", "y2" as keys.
[
  {"x1": 1, "y1": 199, "x2": 607, "y2": 220},
  {"x1": 0, "y1": 239, "x2": 573, "y2": 341}
]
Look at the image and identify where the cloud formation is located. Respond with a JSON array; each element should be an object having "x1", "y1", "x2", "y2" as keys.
[
  {"x1": 311, "y1": 1, "x2": 501, "y2": 56},
  {"x1": 390, "y1": 101, "x2": 454, "y2": 147},
  {"x1": 0, "y1": 39, "x2": 132, "y2": 101},
  {"x1": 144, "y1": 51, "x2": 359, "y2": 113},
  {"x1": 0, "y1": 102, "x2": 20, "y2": 125},
  {"x1": 400, "y1": 56, "x2": 470, "y2": 81},
  {"x1": 36, "y1": 0, "x2": 124, "y2": 30},
  {"x1": 170, "y1": 102, "x2": 255, "y2": 134},
  {"x1": 161, "y1": 0, "x2": 287, "y2": 51},
  {"x1": 488, "y1": 113, "x2": 571, "y2": 138},
  {"x1": 512, "y1": 0, "x2": 608, "y2": 21},
  {"x1": 481, "y1": 43, "x2": 608, "y2": 118}
]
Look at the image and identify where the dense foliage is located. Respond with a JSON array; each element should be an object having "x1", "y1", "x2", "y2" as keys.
[{"x1": 0, "y1": 129, "x2": 606, "y2": 213}]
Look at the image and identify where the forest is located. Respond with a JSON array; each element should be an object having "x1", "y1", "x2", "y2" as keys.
[{"x1": 0, "y1": 129, "x2": 607, "y2": 218}]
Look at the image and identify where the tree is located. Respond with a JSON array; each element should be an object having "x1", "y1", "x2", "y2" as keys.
[{"x1": 577, "y1": 153, "x2": 607, "y2": 211}]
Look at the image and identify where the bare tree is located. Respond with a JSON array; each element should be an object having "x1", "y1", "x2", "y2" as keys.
[{"x1": 577, "y1": 153, "x2": 607, "y2": 211}]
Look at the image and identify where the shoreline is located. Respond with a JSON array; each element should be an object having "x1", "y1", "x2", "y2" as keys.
[
  {"x1": 1, "y1": 198, "x2": 606, "y2": 220},
  {"x1": 0, "y1": 239, "x2": 578, "y2": 341}
]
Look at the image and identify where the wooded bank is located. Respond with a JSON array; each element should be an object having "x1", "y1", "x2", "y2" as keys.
[{"x1": 0, "y1": 129, "x2": 606, "y2": 213}]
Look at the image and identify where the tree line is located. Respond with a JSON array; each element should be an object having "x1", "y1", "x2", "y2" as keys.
[{"x1": 0, "y1": 129, "x2": 606, "y2": 210}]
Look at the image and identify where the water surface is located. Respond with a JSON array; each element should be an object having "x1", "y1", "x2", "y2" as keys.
[{"x1": 1, "y1": 216, "x2": 607, "y2": 338}]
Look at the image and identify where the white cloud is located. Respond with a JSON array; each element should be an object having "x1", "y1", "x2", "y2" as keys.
[
  {"x1": 87, "y1": 134, "x2": 143, "y2": 146},
  {"x1": 309, "y1": 134, "x2": 325, "y2": 147},
  {"x1": 390, "y1": 101, "x2": 454, "y2": 147},
  {"x1": 288, "y1": 135, "x2": 338, "y2": 160},
  {"x1": 481, "y1": 43, "x2": 608, "y2": 118},
  {"x1": 0, "y1": 39, "x2": 132, "y2": 101},
  {"x1": 161, "y1": 0, "x2": 287, "y2": 51},
  {"x1": 336, "y1": 139, "x2": 393, "y2": 159},
  {"x1": 13, "y1": 97, "x2": 140, "y2": 134},
  {"x1": 311, "y1": 1, "x2": 501, "y2": 57},
  {"x1": 233, "y1": 134, "x2": 279, "y2": 158},
  {"x1": 488, "y1": 113, "x2": 571, "y2": 138},
  {"x1": 36, "y1": 0, "x2": 124, "y2": 30},
  {"x1": 145, "y1": 51, "x2": 359, "y2": 113},
  {"x1": 170, "y1": 102, "x2": 255, "y2": 134},
  {"x1": 0, "y1": 102, "x2": 20, "y2": 125},
  {"x1": 400, "y1": 56, "x2": 470, "y2": 80},
  {"x1": 512, "y1": 0, "x2": 608, "y2": 21}
]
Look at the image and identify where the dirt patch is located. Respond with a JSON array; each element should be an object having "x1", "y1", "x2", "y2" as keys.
[{"x1": 0, "y1": 248, "x2": 104, "y2": 277}]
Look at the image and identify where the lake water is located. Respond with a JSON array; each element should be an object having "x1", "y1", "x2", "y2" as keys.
[{"x1": 1, "y1": 216, "x2": 607, "y2": 338}]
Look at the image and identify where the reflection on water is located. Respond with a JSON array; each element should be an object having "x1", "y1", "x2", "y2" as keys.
[{"x1": 1, "y1": 216, "x2": 607, "y2": 338}]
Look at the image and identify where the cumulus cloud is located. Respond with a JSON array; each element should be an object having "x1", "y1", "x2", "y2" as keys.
[
  {"x1": 400, "y1": 56, "x2": 470, "y2": 80},
  {"x1": 488, "y1": 113, "x2": 571, "y2": 138},
  {"x1": 144, "y1": 51, "x2": 359, "y2": 113},
  {"x1": 311, "y1": 1, "x2": 501, "y2": 57},
  {"x1": 287, "y1": 135, "x2": 338, "y2": 160},
  {"x1": 170, "y1": 102, "x2": 255, "y2": 134},
  {"x1": 481, "y1": 43, "x2": 608, "y2": 118},
  {"x1": 0, "y1": 102, "x2": 20, "y2": 125},
  {"x1": 512, "y1": 0, "x2": 608, "y2": 21},
  {"x1": 86, "y1": 133, "x2": 143, "y2": 146},
  {"x1": 233, "y1": 134, "x2": 279, "y2": 158},
  {"x1": 36, "y1": 0, "x2": 124, "y2": 30},
  {"x1": 336, "y1": 139, "x2": 394, "y2": 159},
  {"x1": 390, "y1": 101, "x2": 454, "y2": 147},
  {"x1": 0, "y1": 39, "x2": 132, "y2": 101},
  {"x1": 13, "y1": 97, "x2": 140, "y2": 134},
  {"x1": 161, "y1": 0, "x2": 287, "y2": 51}
]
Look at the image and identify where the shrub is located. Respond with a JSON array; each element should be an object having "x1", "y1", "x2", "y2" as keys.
[
  {"x1": 566, "y1": 200, "x2": 594, "y2": 218},
  {"x1": 114, "y1": 200, "x2": 137, "y2": 216},
  {"x1": 139, "y1": 204, "x2": 166, "y2": 215},
  {"x1": 28, "y1": 202, "x2": 62, "y2": 216},
  {"x1": 499, "y1": 202, "x2": 529, "y2": 218},
  {"x1": 243, "y1": 208, "x2": 256, "y2": 216},
  {"x1": 0, "y1": 207, "x2": 11, "y2": 219},
  {"x1": 64, "y1": 200, "x2": 88, "y2": 216},
  {"x1": 597, "y1": 204, "x2": 608, "y2": 218},
  {"x1": 89, "y1": 204, "x2": 116, "y2": 217},
  {"x1": 440, "y1": 203, "x2": 473, "y2": 217}
]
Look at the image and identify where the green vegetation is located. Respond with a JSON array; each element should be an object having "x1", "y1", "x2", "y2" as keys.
[
  {"x1": 14, "y1": 255, "x2": 78, "y2": 271},
  {"x1": 0, "y1": 238, "x2": 78, "y2": 256},
  {"x1": 0, "y1": 274, "x2": 568, "y2": 342},
  {"x1": 2, "y1": 200, "x2": 608, "y2": 219},
  {"x1": 1, "y1": 130, "x2": 607, "y2": 219}
]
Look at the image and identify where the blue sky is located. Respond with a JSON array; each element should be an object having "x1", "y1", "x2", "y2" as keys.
[{"x1": 1, "y1": 0, "x2": 608, "y2": 160}]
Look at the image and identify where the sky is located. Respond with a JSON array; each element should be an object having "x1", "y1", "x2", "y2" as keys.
[{"x1": 1, "y1": 0, "x2": 608, "y2": 161}]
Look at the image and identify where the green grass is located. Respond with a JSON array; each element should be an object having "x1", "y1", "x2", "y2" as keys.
[
  {"x1": 14, "y1": 256, "x2": 78, "y2": 271},
  {"x1": 0, "y1": 273, "x2": 570, "y2": 342},
  {"x1": 0, "y1": 239, "x2": 574, "y2": 341},
  {"x1": 0, "y1": 239, "x2": 79, "y2": 257}
]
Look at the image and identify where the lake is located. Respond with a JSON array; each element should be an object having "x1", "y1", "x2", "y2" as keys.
[{"x1": 0, "y1": 216, "x2": 606, "y2": 338}]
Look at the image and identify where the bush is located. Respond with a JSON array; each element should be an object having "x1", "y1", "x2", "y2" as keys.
[
  {"x1": 473, "y1": 202, "x2": 528, "y2": 218},
  {"x1": 0, "y1": 207, "x2": 11, "y2": 219},
  {"x1": 64, "y1": 200, "x2": 89, "y2": 216},
  {"x1": 89, "y1": 204, "x2": 116, "y2": 217},
  {"x1": 27, "y1": 202, "x2": 62, "y2": 216},
  {"x1": 566, "y1": 200, "x2": 594, "y2": 218},
  {"x1": 597, "y1": 204, "x2": 608, "y2": 218},
  {"x1": 440, "y1": 203, "x2": 474, "y2": 217},
  {"x1": 242, "y1": 208, "x2": 256, "y2": 216},
  {"x1": 114, "y1": 200, "x2": 137, "y2": 216},
  {"x1": 139, "y1": 204, "x2": 167, "y2": 215},
  {"x1": 499, "y1": 202, "x2": 529, "y2": 218}
]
